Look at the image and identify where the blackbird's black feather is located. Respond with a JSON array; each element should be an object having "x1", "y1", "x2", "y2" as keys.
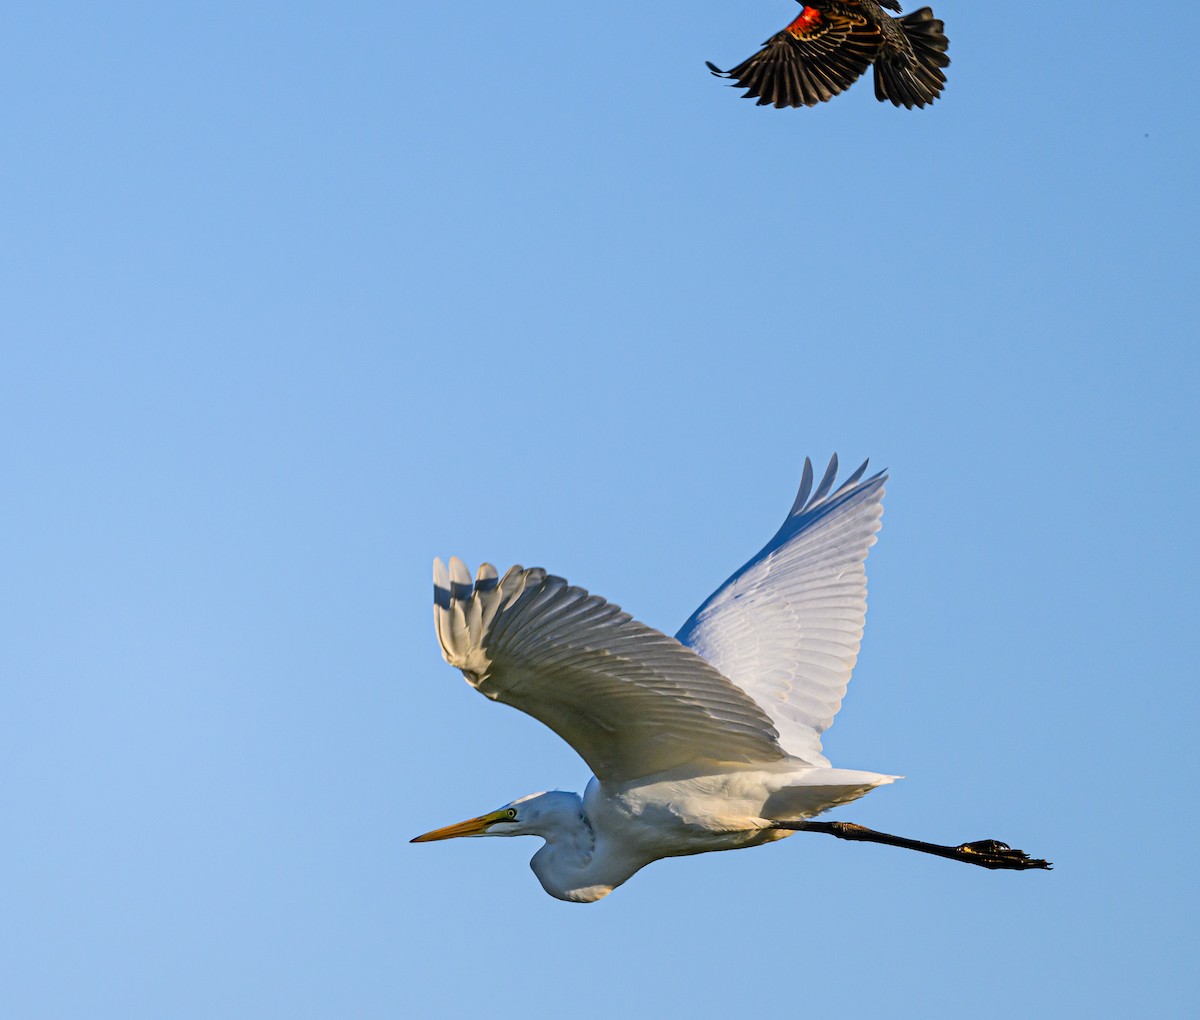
[{"x1": 708, "y1": 1, "x2": 949, "y2": 109}]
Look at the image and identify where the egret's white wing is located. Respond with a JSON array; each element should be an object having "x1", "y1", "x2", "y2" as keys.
[
  {"x1": 433, "y1": 557, "x2": 786, "y2": 784},
  {"x1": 676, "y1": 455, "x2": 886, "y2": 767}
]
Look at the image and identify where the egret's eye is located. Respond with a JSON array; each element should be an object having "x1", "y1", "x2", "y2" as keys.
[{"x1": 506, "y1": 809, "x2": 517, "y2": 819}]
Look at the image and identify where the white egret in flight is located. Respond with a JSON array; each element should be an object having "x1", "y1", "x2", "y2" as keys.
[{"x1": 413, "y1": 455, "x2": 1050, "y2": 901}]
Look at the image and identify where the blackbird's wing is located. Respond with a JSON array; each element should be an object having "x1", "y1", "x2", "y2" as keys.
[{"x1": 708, "y1": 5, "x2": 883, "y2": 108}]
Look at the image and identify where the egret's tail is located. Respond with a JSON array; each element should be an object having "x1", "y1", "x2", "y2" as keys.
[
  {"x1": 763, "y1": 768, "x2": 900, "y2": 821},
  {"x1": 874, "y1": 8, "x2": 949, "y2": 109}
]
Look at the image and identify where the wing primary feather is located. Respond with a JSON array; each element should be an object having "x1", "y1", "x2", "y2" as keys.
[
  {"x1": 433, "y1": 557, "x2": 451, "y2": 609},
  {"x1": 810, "y1": 453, "x2": 840, "y2": 505},
  {"x1": 834, "y1": 458, "x2": 871, "y2": 496},
  {"x1": 789, "y1": 457, "x2": 815, "y2": 516},
  {"x1": 448, "y1": 556, "x2": 472, "y2": 600},
  {"x1": 474, "y1": 562, "x2": 499, "y2": 591}
]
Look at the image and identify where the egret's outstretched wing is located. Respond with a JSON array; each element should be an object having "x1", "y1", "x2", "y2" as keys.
[
  {"x1": 433, "y1": 557, "x2": 786, "y2": 784},
  {"x1": 676, "y1": 455, "x2": 886, "y2": 767}
]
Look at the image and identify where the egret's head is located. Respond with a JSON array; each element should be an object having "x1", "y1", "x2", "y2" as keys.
[{"x1": 410, "y1": 791, "x2": 583, "y2": 843}]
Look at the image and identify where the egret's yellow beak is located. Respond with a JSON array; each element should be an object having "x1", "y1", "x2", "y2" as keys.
[{"x1": 410, "y1": 808, "x2": 511, "y2": 843}]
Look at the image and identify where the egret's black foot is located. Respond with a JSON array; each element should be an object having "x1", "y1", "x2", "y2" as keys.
[{"x1": 958, "y1": 839, "x2": 1053, "y2": 871}]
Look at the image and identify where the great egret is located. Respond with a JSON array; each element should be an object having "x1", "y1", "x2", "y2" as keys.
[
  {"x1": 413, "y1": 455, "x2": 1049, "y2": 901},
  {"x1": 707, "y1": 2, "x2": 950, "y2": 110}
]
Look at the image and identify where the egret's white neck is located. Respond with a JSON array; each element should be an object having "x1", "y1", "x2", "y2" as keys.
[{"x1": 517, "y1": 791, "x2": 637, "y2": 903}]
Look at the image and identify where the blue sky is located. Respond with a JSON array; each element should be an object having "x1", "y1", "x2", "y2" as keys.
[{"x1": 3, "y1": 2, "x2": 1198, "y2": 1016}]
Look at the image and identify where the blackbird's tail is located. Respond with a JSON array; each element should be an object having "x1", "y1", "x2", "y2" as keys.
[{"x1": 873, "y1": 8, "x2": 950, "y2": 109}]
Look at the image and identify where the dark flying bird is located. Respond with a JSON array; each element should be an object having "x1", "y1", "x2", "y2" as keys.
[{"x1": 708, "y1": 1, "x2": 950, "y2": 109}]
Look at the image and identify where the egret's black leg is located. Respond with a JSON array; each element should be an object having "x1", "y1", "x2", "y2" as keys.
[{"x1": 774, "y1": 820, "x2": 1052, "y2": 871}]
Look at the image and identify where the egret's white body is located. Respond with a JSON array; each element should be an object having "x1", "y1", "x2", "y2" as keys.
[
  {"x1": 508, "y1": 762, "x2": 894, "y2": 902},
  {"x1": 413, "y1": 456, "x2": 1049, "y2": 899}
]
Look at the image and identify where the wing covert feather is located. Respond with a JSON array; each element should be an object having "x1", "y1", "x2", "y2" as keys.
[
  {"x1": 676, "y1": 455, "x2": 886, "y2": 766},
  {"x1": 433, "y1": 559, "x2": 786, "y2": 783}
]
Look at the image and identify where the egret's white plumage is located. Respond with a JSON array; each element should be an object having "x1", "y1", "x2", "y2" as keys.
[
  {"x1": 413, "y1": 455, "x2": 1050, "y2": 900},
  {"x1": 677, "y1": 455, "x2": 884, "y2": 767}
]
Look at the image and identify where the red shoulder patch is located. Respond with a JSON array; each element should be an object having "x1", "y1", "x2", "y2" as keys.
[{"x1": 785, "y1": 7, "x2": 824, "y2": 39}]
